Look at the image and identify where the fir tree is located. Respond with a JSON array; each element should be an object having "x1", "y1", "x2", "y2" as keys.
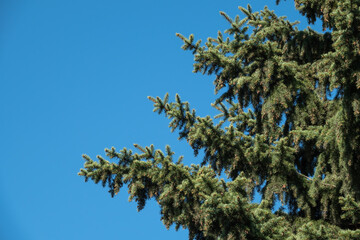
[{"x1": 79, "y1": 1, "x2": 360, "y2": 239}]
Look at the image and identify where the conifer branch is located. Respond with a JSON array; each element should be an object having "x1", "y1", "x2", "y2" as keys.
[{"x1": 80, "y1": 1, "x2": 360, "y2": 237}]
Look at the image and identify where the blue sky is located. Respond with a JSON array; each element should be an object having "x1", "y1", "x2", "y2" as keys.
[{"x1": 0, "y1": 1, "x2": 322, "y2": 239}]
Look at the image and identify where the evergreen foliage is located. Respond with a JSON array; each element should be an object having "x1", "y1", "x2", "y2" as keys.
[{"x1": 79, "y1": 1, "x2": 360, "y2": 239}]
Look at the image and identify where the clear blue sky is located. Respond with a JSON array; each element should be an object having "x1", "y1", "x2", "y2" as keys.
[{"x1": 0, "y1": 1, "x2": 322, "y2": 239}]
